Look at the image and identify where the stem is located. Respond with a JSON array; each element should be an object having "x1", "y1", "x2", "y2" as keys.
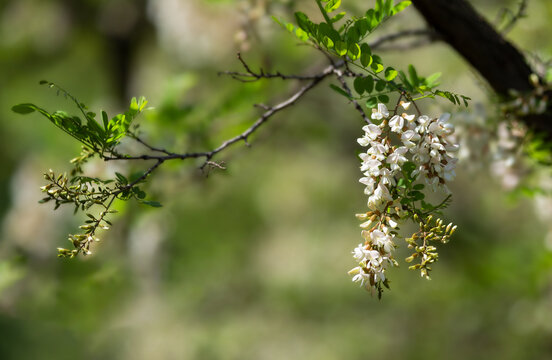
[{"x1": 315, "y1": 0, "x2": 334, "y2": 29}]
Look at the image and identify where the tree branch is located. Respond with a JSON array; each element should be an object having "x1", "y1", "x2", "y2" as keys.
[
  {"x1": 497, "y1": 0, "x2": 528, "y2": 35},
  {"x1": 334, "y1": 67, "x2": 371, "y2": 124},
  {"x1": 369, "y1": 28, "x2": 439, "y2": 50},
  {"x1": 219, "y1": 52, "x2": 340, "y2": 82},
  {"x1": 411, "y1": 0, "x2": 534, "y2": 96},
  {"x1": 104, "y1": 63, "x2": 337, "y2": 165},
  {"x1": 411, "y1": 0, "x2": 552, "y2": 138}
]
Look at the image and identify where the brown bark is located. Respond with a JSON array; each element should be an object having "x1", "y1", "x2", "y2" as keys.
[
  {"x1": 412, "y1": 0, "x2": 552, "y2": 138},
  {"x1": 411, "y1": 0, "x2": 534, "y2": 96}
]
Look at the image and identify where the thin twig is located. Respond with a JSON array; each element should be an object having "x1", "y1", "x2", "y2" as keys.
[
  {"x1": 130, "y1": 134, "x2": 177, "y2": 155},
  {"x1": 104, "y1": 64, "x2": 337, "y2": 167},
  {"x1": 369, "y1": 28, "x2": 438, "y2": 50},
  {"x1": 333, "y1": 67, "x2": 371, "y2": 124},
  {"x1": 375, "y1": 38, "x2": 437, "y2": 52},
  {"x1": 497, "y1": 0, "x2": 528, "y2": 35},
  {"x1": 219, "y1": 52, "x2": 342, "y2": 82}
]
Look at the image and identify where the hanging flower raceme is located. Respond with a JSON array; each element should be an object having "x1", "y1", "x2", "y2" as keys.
[{"x1": 349, "y1": 101, "x2": 459, "y2": 297}]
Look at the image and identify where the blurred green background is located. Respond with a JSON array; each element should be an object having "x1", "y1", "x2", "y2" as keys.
[{"x1": 1, "y1": 0, "x2": 552, "y2": 359}]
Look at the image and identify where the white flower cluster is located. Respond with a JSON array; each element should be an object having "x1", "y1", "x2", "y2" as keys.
[{"x1": 349, "y1": 102, "x2": 459, "y2": 293}]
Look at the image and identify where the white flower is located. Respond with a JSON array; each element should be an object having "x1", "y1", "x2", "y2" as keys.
[
  {"x1": 362, "y1": 124, "x2": 382, "y2": 140},
  {"x1": 401, "y1": 130, "x2": 421, "y2": 148},
  {"x1": 352, "y1": 243, "x2": 370, "y2": 261},
  {"x1": 428, "y1": 113, "x2": 454, "y2": 136},
  {"x1": 386, "y1": 146, "x2": 408, "y2": 171},
  {"x1": 358, "y1": 124, "x2": 382, "y2": 146},
  {"x1": 425, "y1": 176, "x2": 440, "y2": 191},
  {"x1": 445, "y1": 143, "x2": 460, "y2": 153},
  {"x1": 349, "y1": 266, "x2": 372, "y2": 287},
  {"x1": 360, "y1": 158, "x2": 382, "y2": 176},
  {"x1": 387, "y1": 218, "x2": 398, "y2": 228},
  {"x1": 402, "y1": 113, "x2": 415, "y2": 122},
  {"x1": 359, "y1": 219, "x2": 374, "y2": 229},
  {"x1": 411, "y1": 145, "x2": 430, "y2": 165},
  {"x1": 359, "y1": 176, "x2": 376, "y2": 195},
  {"x1": 367, "y1": 140, "x2": 389, "y2": 161},
  {"x1": 371, "y1": 230, "x2": 395, "y2": 253},
  {"x1": 389, "y1": 115, "x2": 404, "y2": 133},
  {"x1": 367, "y1": 183, "x2": 393, "y2": 210},
  {"x1": 365, "y1": 249, "x2": 383, "y2": 267},
  {"x1": 357, "y1": 136, "x2": 371, "y2": 147},
  {"x1": 371, "y1": 103, "x2": 389, "y2": 120},
  {"x1": 441, "y1": 159, "x2": 457, "y2": 182},
  {"x1": 400, "y1": 101, "x2": 411, "y2": 110},
  {"x1": 379, "y1": 168, "x2": 395, "y2": 186},
  {"x1": 416, "y1": 115, "x2": 431, "y2": 133}
]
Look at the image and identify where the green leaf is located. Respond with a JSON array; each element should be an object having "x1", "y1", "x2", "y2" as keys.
[
  {"x1": 141, "y1": 200, "x2": 163, "y2": 208},
  {"x1": 461, "y1": 95, "x2": 471, "y2": 107},
  {"x1": 324, "y1": 0, "x2": 341, "y2": 13},
  {"x1": 375, "y1": 0, "x2": 384, "y2": 13},
  {"x1": 402, "y1": 161, "x2": 416, "y2": 180},
  {"x1": 294, "y1": 28, "x2": 309, "y2": 42},
  {"x1": 329, "y1": 84, "x2": 351, "y2": 99},
  {"x1": 437, "y1": 91, "x2": 457, "y2": 105},
  {"x1": 335, "y1": 41, "x2": 347, "y2": 56},
  {"x1": 391, "y1": 1, "x2": 412, "y2": 15},
  {"x1": 346, "y1": 26, "x2": 360, "y2": 44},
  {"x1": 322, "y1": 35, "x2": 334, "y2": 48},
  {"x1": 102, "y1": 111, "x2": 109, "y2": 130},
  {"x1": 383, "y1": 0, "x2": 393, "y2": 17},
  {"x1": 115, "y1": 172, "x2": 128, "y2": 185},
  {"x1": 365, "y1": 9, "x2": 380, "y2": 31},
  {"x1": 425, "y1": 72, "x2": 441, "y2": 88},
  {"x1": 408, "y1": 64, "x2": 419, "y2": 86},
  {"x1": 384, "y1": 67, "x2": 398, "y2": 81},
  {"x1": 398, "y1": 70, "x2": 414, "y2": 91},
  {"x1": 371, "y1": 63, "x2": 384, "y2": 73},
  {"x1": 371, "y1": 54, "x2": 384, "y2": 73},
  {"x1": 294, "y1": 12, "x2": 312, "y2": 33},
  {"x1": 378, "y1": 94, "x2": 389, "y2": 103},
  {"x1": 11, "y1": 103, "x2": 36, "y2": 114},
  {"x1": 413, "y1": 184, "x2": 425, "y2": 190},
  {"x1": 363, "y1": 76, "x2": 374, "y2": 93},
  {"x1": 375, "y1": 0, "x2": 385, "y2": 21},
  {"x1": 360, "y1": 43, "x2": 372, "y2": 67},
  {"x1": 137, "y1": 96, "x2": 148, "y2": 111},
  {"x1": 375, "y1": 79, "x2": 387, "y2": 92},
  {"x1": 355, "y1": 18, "x2": 369, "y2": 37},
  {"x1": 400, "y1": 197, "x2": 413, "y2": 205},
  {"x1": 354, "y1": 77, "x2": 365, "y2": 95},
  {"x1": 397, "y1": 178, "x2": 406, "y2": 188},
  {"x1": 365, "y1": 97, "x2": 378, "y2": 108},
  {"x1": 408, "y1": 190, "x2": 425, "y2": 200},
  {"x1": 133, "y1": 187, "x2": 146, "y2": 199},
  {"x1": 347, "y1": 43, "x2": 361, "y2": 60},
  {"x1": 331, "y1": 12, "x2": 346, "y2": 23},
  {"x1": 319, "y1": 22, "x2": 339, "y2": 48}
]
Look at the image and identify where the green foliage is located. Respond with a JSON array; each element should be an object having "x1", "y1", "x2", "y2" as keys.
[
  {"x1": 12, "y1": 84, "x2": 160, "y2": 257},
  {"x1": 12, "y1": 82, "x2": 148, "y2": 154},
  {"x1": 273, "y1": 1, "x2": 470, "y2": 110},
  {"x1": 11, "y1": 1, "x2": 467, "y2": 295}
]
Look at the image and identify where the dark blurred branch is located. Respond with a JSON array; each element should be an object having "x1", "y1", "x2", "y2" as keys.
[
  {"x1": 411, "y1": 0, "x2": 534, "y2": 96},
  {"x1": 369, "y1": 28, "x2": 439, "y2": 50},
  {"x1": 411, "y1": 0, "x2": 552, "y2": 138}
]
